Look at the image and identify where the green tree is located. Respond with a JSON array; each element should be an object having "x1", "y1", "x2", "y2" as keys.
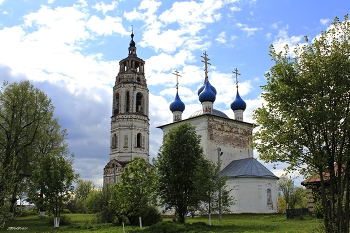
[
  {"x1": 154, "y1": 122, "x2": 209, "y2": 223},
  {"x1": 70, "y1": 179, "x2": 95, "y2": 213},
  {"x1": 196, "y1": 158, "x2": 234, "y2": 224},
  {"x1": 253, "y1": 15, "x2": 350, "y2": 233},
  {"x1": 29, "y1": 153, "x2": 77, "y2": 227},
  {"x1": 0, "y1": 80, "x2": 56, "y2": 220},
  {"x1": 112, "y1": 157, "x2": 160, "y2": 227},
  {"x1": 278, "y1": 175, "x2": 307, "y2": 210}
]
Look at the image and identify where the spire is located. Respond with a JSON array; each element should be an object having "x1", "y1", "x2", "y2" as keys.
[
  {"x1": 170, "y1": 70, "x2": 185, "y2": 122},
  {"x1": 231, "y1": 68, "x2": 246, "y2": 121},
  {"x1": 128, "y1": 26, "x2": 136, "y2": 55}
]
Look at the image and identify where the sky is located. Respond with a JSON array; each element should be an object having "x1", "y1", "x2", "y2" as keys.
[{"x1": 0, "y1": 0, "x2": 349, "y2": 186}]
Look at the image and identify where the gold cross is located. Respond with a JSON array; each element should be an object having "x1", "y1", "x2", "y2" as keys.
[
  {"x1": 233, "y1": 68, "x2": 241, "y2": 89},
  {"x1": 201, "y1": 51, "x2": 211, "y2": 82},
  {"x1": 172, "y1": 69, "x2": 182, "y2": 91}
]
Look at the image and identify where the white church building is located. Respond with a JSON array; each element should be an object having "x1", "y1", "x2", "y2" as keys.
[{"x1": 104, "y1": 32, "x2": 278, "y2": 214}]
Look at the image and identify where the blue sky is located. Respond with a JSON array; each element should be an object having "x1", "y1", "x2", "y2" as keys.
[{"x1": 0, "y1": 0, "x2": 349, "y2": 186}]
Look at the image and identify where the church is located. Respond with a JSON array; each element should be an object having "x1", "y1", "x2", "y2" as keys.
[{"x1": 103, "y1": 32, "x2": 279, "y2": 214}]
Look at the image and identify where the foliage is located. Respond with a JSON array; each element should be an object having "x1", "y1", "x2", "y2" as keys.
[
  {"x1": 154, "y1": 122, "x2": 213, "y2": 223},
  {"x1": 253, "y1": 15, "x2": 350, "y2": 233},
  {"x1": 69, "y1": 179, "x2": 95, "y2": 213},
  {"x1": 30, "y1": 153, "x2": 77, "y2": 220},
  {"x1": 196, "y1": 158, "x2": 234, "y2": 217},
  {"x1": 84, "y1": 189, "x2": 104, "y2": 214},
  {"x1": 110, "y1": 157, "x2": 160, "y2": 226},
  {"x1": 278, "y1": 175, "x2": 307, "y2": 210},
  {"x1": 0, "y1": 80, "x2": 57, "y2": 218}
]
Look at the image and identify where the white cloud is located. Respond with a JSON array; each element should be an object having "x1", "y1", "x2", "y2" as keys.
[
  {"x1": 272, "y1": 28, "x2": 304, "y2": 54},
  {"x1": 320, "y1": 18, "x2": 330, "y2": 25},
  {"x1": 0, "y1": 0, "x2": 4, "y2": 5},
  {"x1": 216, "y1": 31, "x2": 226, "y2": 43},
  {"x1": 86, "y1": 15, "x2": 128, "y2": 36},
  {"x1": 93, "y1": 1, "x2": 118, "y2": 15},
  {"x1": 230, "y1": 6, "x2": 241, "y2": 11},
  {"x1": 236, "y1": 23, "x2": 261, "y2": 36},
  {"x1": 48, "y1": 0, "x2": 54, "y2": 3}
]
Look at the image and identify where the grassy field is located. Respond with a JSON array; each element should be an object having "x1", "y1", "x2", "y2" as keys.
[{"x1": 2, "y1": 213, "x2": 324, "y2": 233}]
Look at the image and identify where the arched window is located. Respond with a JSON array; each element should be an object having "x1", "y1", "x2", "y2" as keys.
[
  {"x1": 267, "y1": 189, "x2": 272, "y2": 205},
  {"x1": 136, "y1": 92, "x2": 143, "y2": 113},
  {"x1": 126, "y1": 91, "x2": 130, "y2": 112},
  {"x1": 114, "y1": 93, "x2": 119, "y2": 114},
  {"x1": 137, "y1": 133, "x2": 142, "y2": 148}
]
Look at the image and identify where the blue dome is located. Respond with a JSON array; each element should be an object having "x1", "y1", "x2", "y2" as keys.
[
  {"x1": 197, "y1": 80, "x2": 217, "y2": 95},
  {"x1": 169, "y1": 92, "x2": 185, "y2": 112},
  {"x1": 231, "y1": 91, "x2": 246, "y2": 111},
  {"x1": 199, "y1": 81, "x2": 216, "y2": 103}
]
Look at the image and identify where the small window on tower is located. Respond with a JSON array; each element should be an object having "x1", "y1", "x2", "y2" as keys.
[
  {"x1": 115, "y1": 93, "x2": 119, "y2": 114},
  {"x1": 126, "y1": 91, "x2": 130, "y2": 112},
  {"x1": 137, "y1": 133, "x2": 142, "y2": 148},
  {"x1": 136, "y1": 92, "x2": 143, "y2": 113}
]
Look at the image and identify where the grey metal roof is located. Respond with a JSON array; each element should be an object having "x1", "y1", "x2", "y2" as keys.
[
  {"x1": 220, "y1": 158, "x2": 279, "y2": 179},
  {"x1": 189, "y1": 109, "x2": 229, "y2": 119}
]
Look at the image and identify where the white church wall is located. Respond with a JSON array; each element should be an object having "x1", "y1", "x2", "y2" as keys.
[{"x1": 226, "y1": 178, "x2": 278, "y2": 213}]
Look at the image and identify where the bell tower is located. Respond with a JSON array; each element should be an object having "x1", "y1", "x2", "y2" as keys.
[{"x1": 104, "y1": 31, "x2": 150, "y2": 185}]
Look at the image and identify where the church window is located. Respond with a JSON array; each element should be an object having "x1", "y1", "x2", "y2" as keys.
[
  {"x1": 114, "y1": 93, "x2": 119, "y2": 114},
  {"x1": 137, "y1": 133, "x2": 142, "y2": 148},
  {"x1": 126, "y1": 91, "x2": 130, "y2": 112},
  {"x1": 136, "y1": 92, "x2": 143, "y2": 113},
  {"x1": 267, "y1": 189, "x2": 272, "y2": 205},
  {"x1": 137, "y1": 76, "x2": 140, "y2": 82}
]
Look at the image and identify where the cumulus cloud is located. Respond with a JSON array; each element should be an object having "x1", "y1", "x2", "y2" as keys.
[
  {"x1": 272, "y1": 28, "x2": 305, "y2": 55},
  {"x1": 93, "y1": 1, "x2": 118, "y2": 15}
]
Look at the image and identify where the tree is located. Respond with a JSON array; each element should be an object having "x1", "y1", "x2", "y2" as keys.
[
  {"x1": 278, "y1": 175, "x2": 307, "y2": 210},
  {"x1": 112, "y1": 157, "x2": 160, "y2": 227},
  {"x1": 70, "y1": 179, "x2": 95, "y2": 213},
  {"x1": 154, "y1": 122, "x2": 209, "y2": 223},
  {"x1": 253, "y1": 15, "x2": 350, "y2": 233},
  {"x1": 196, "y1": 158, "x2": 234, "y2": 224},
  {"x1": 29, "y1": 153, "x2": 77, "y2": 227},
  {"x1": 0, "y1": 80, "x2": 56, "y2": 220}
]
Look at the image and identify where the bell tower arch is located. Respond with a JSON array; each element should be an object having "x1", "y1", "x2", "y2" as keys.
[{"x1": 104, "y1": 31, "x2": 150, "y2": 185}]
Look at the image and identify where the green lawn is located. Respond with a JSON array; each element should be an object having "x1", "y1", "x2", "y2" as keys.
[{"x1": 2, "y1": 213, "x2": 324, "y2": 233}]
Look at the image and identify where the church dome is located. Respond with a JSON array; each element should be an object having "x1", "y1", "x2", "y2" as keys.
[
  {"x1": 189, "y1": 109, "x2": 229, "y2": 118},
  {"x1": 199, "y1": 81, "x2": 216, "y2": 103},
  {"x1": 231, "y1": 91, "x2": 246, "y2": 111},
  {"x1": 197, "y1": 80, "x2": 217, "y2": 95},
  {"x1": 169, "y1": 93, "x2": 185, "y2": 112}
]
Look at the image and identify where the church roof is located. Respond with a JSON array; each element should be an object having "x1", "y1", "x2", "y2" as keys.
[
  {"x1": 220, "y1": 158, "x2": 278, "y2": 179},
  {"x1": 189, "y1": 109, "x2": 229, "y2": 118}
]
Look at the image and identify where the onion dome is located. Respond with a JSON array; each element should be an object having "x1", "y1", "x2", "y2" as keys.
[
  {"x1": 169, "y1": 92, "x2": 185, "y2": 112},
  {"x1": 197, "y1": 80, "x2": 217, "y2": 95},
  {"x1": 231, "y1": 91, "x2": 246, "y2": 111},
  {"x1": 199, "y1": 81, "x2": 216, "y2": 103}
]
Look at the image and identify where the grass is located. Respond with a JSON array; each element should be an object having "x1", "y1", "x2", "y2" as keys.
[{"x1": 1, "y1": 213, "x2": 324, "y2": 233}]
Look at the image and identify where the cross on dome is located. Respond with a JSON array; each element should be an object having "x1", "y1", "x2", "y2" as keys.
[
  {"x1": 201, "y1": 51, "x2": 211, "y2": 82},
  {"x1": 233, "y1": 68, "x2": 241, "y2": 89},
  {"x1": 172, "y1": 69, "x2": 182, "y2": 92}
]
